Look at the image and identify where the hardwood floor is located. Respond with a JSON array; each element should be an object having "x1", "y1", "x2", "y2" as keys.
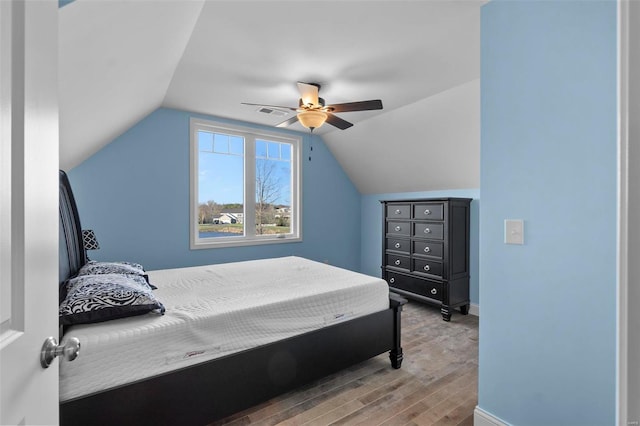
[{"x1": 210, "y1": 301, "x2": 479, "y2": 426}]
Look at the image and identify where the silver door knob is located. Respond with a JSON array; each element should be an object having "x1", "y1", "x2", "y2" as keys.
[
  {"x1": 395, "y1": 259, "x2": 401, "y2": 265},
  {"x1": 424, "y1": 247, "x2": 431, "y2": 253},
  {"x1": 424, "y1": 265, "x2": 431, "y2": 272},
  {"x1": 395, "y1": 209, "x2": 401, "y2": 215},
  {"x1": 395, "y1": 242, "x2": 401, "y2": 249},
  {"x1": 40, "y1": 336, "x2": 80, "y2": 368},
  {"x1": 395, "y1": 226, "x2": 401, "y2": 231},
  {"x1": 424, "y1": 228, "x2": 431, "y2": 234},
  {"x1": 424, "y1": 209, "x2": 431, "y2": 215},
  {"x1": 431, "y1": 288, "x2": 437, "y2": 295}
]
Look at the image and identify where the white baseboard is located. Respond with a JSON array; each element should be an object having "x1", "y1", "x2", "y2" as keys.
[
  {"x1": 469, "y1": 303, "x2": 479, "y2": 316},
  {"x1": 474, "y1": 407, "x2": 509, "y2": 426}
]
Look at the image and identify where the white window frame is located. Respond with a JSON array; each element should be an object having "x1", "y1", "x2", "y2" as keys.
[{"x1": 190, "y1": 118, "x2": 302, "y2": 249}]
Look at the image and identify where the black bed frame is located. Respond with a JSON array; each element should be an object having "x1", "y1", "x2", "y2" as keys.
[{"x1": 58, "y1": 170, "x2": 406, "y2": 426}]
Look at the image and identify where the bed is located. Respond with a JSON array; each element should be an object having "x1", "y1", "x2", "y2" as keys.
[{"x1": 57, "y1": 170, "x2": 406, "y2": 426}]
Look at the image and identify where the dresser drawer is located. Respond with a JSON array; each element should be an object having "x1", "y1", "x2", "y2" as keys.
[
  {"x1": 386, "y1": 254, "x2": 410, "y2": 271},
  {"x1": 386, "y1": 204, "x2": 410, "y2": 219},
  {"x1": 386, "y1": 271, "x2": 443, "y2": 301},
  {"x1": 413, "y1": 222, "x2": 444, "y2": 240},
  {"x1": 413, "y1": 203, "x2": 444, "y2": 220},
  {"x1": 386, "y1": 238, "x2": 410, "y2": 254},
  {"x1": 387, "y1": 221, "x2": 410, "y2": 236},
  {"x1": 413, "y1": 240, "x2": 443, "y2": 259},
  {"x1": 413, "y1": 258, "x2": 443, "y2": 278}
]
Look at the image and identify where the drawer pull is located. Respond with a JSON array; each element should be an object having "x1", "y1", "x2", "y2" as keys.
[
  {"x1": 395, "y1": 225, "x2": 401, "y2": 232},
  {"x1": 394, "y1": 242, "x2": 401, "y2": 249},
  {"x1": 394, "y1": 259, "x2": 401, "y2": 266},
  {"x1": 424, "y1": 209, "x2": 431, "y2": 215},
  {"x1": 430, "y1": 288, "x2": 437, "y2": 295},
  {"x1": 424, "y1": 228, "x2": 431, "y2": 234},
  {"x1": 423, "y1": 265, "x2": 431, "y2": 272},
  {"x1": 424, "y1": 247, "x2": 431, "y2": 253},
  {"x1": 395, "y1": 209, "x2": 402, "y2": 215},
  {"x1": 389, "y1": 277, "x2": 395, "y2": 284}
]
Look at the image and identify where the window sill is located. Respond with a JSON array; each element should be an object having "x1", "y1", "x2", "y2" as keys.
[{"x1": 190, "y1": 235, "x2": 302, "y2": 250}]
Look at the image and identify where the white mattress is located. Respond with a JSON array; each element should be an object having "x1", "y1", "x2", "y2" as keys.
[{"x1": 59, "y1": 256, "x2": 389, "y2": 401}]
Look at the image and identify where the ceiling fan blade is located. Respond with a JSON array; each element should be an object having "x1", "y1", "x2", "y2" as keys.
[
  {"x1": 297, "y1": 82, "x2": 319, "y2": 107},
  {"x1": 327, "y1": 99, "x2": 383, "y2": 113},
  {"x1": 325, "y1": 113, "x2": 353, "y2": 130},
  {"x1": 241, "y1": 102, "x2": 298, "y2": 111},
  {"x1": 275, "y1": 115, "x2": 299, "y2": 128}
]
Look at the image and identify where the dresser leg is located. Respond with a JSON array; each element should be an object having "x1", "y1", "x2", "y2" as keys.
[
  {"x1": 460, "y1": 304, "x2": 470, "y2": 315},
  {"x1": 390, "y1": 348, "x2": 403, "y2": 369},
  {"x1": 441, "y1": 306, "x2": 451, "y2": 321}
]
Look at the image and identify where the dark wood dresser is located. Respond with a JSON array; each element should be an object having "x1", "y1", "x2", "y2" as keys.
[{"x1": 381, "y1": 198, "x2": 471, "y2": 321}]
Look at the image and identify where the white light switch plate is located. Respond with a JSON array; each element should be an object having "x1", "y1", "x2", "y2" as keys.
[{"x1": 505, "y1": 219, "x2": 524, "y2": 245}]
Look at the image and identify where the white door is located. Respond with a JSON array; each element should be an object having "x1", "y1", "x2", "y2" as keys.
[{"x1": 0, "y1": 0, "x2": 60, "y2": 424}]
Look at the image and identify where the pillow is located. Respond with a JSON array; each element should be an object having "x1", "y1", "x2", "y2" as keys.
[
  {"x1": 59, "y1": 274, "x2": 165, "y2": 325},
  {"x1": 77, "y1": 261, "x2": 157, "y2": 289},
  {"x1": 78, "y1": 260, "x2": 144, "y2": 275}
]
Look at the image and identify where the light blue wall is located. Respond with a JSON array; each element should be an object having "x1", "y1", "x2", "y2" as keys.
[
  {"x1": 361, "y1": 190, "x2": 479, "y2": 305},
  {"x1": 68, "y1": 108, "x2": 362, "y2": 271},
  {"x1": 479, "y1": 1, "x2": 617, "y2": 425}
]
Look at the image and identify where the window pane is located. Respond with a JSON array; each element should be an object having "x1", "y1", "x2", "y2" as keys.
[
  {"x1": 255, "y1": 141, "x2": 292, "y2": 236},
  {"x1": 198, "y1": 131, "x2": 213, "y2": 152},
  {"x1": 281, "y1": 144, "x2": 291, "y2": 161},
  {"x1": 198, "y1": 134, "x2": 244, "y2": 239},
  {"x1": 267, "y1": 142, "x2": 280, "y2": 159},
  {"x1": 213, "y1": 133, "x2": 229, "y2": 154},
  {"x1": 256, "y1": 140, "x2": 267, "y2": 158},
  {"x1": 230, "y1": 136, "x2": 244, "y2": 155}
]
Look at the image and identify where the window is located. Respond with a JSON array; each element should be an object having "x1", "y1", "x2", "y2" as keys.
[{"x1": 190, "y1": 118, "x2": 301, "y2": 248}]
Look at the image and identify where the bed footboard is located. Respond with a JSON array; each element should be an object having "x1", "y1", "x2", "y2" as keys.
[{"x1": 60, "y1": 296, "x2": 406, "y2": 426}]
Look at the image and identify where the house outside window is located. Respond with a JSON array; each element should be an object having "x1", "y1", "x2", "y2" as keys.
[{"x1": 190, "y1": 118, "x2": 302, "y2": 249}]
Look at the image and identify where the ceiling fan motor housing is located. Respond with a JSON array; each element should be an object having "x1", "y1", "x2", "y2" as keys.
[{"x1": 299, "y1": 97, "x2": 325, "y2": 109}]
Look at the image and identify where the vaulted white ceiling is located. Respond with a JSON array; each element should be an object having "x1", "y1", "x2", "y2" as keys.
[{"x1": 59, "y1": 0, "x2": 482, "y2": 193}]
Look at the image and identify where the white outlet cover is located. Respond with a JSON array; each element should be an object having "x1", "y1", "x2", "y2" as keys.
[{"x1": 505, "y1": 219, "x2": 524, "y2": 245}]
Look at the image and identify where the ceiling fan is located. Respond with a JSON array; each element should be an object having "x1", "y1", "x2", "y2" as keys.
[{"x1": 242, "y1": 82, "x2": 383, "y2": 131}]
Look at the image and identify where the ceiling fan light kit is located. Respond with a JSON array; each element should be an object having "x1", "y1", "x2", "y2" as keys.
[
  {"x1": 297, "y1": 110, "x2": 327, "y2": 130},
  {"x1": 242, "y1": 81, "x2": 383, "y2": 133}
]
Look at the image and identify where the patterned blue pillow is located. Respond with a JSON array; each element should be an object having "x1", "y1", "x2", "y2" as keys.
[
  {"x1": 77, "y1": 261, "x2": 156, "y2": 289},
  {"x1": 59, "y1": 274, "x2": 165, "y2": 325}
]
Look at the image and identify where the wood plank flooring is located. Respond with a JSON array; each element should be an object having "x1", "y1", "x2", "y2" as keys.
[{"x1": 210, "y1": 301, "x2": 479, "y2": 426}]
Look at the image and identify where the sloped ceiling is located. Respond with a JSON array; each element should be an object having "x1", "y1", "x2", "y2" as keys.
[
  {"x1": 59, "y1": 0, "x2": 205, "y2": 169},
  {"x1": 59, "y1": 0, "x2": 482, "y2": 193}
]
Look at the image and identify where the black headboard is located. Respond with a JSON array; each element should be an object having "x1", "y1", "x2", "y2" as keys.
[{"x1": 59, "y1": 170, "x2": 87, "y2": 288}]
